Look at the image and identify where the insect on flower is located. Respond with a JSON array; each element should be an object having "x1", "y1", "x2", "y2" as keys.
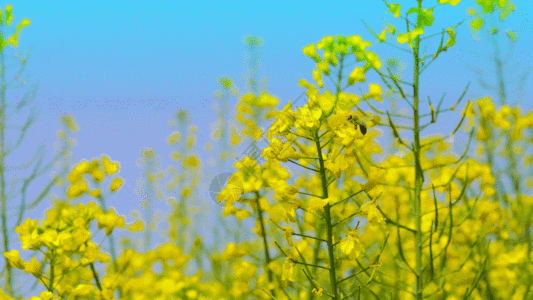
[{"x1": 347, "y1": 115, "x2": 367, "y2": 135}]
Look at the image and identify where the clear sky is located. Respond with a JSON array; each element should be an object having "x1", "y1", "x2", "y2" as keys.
[{"x1": 4, "y1": 0, "x2": 532, "y2": 253}]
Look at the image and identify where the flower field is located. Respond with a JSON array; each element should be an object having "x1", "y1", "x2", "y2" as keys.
[{"x1": 0, "y1": 0, "x2": 531, "y2": 299}]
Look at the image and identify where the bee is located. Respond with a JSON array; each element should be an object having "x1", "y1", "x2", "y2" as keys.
[{"x1": 347, "y1": 115, "x2": 367, "y2": 135}]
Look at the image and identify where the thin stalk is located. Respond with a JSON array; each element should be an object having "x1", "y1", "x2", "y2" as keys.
[
  {"x1": 412, "y1": 1, "x2": 424, "y2": 299},
  {"x1": 255, "y1": 191, "x2": 276, "y2": 297},
  {"x1": 315, "y1": 131, "x2": 338, "y2": 299},
  {"x1": 0, "y1": 27, "x2": 13, "y2": 295}
]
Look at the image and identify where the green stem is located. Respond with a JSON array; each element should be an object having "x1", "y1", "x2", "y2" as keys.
[
  {"x1": 255, "y1": 191, "x2": 276, "y2": 297},
  {"x1": 413, "y1": 2, "x2": 424, "y2": 299},
  {"x1": 0, "y1": 29, "x2": 13, "y2": 296},
  {"x1": 315, "y1": 131, "x2": 338, "y2": 299}
]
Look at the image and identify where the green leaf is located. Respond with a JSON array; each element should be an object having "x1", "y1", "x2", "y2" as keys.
[
  {"x1": 406, "y1": 7, "x2": 419, "y2": 15},
  {"x1": 419, "y1": 7, "x2": 435, "y2": 27}
]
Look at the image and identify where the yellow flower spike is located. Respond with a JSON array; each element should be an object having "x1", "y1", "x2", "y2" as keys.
[
  {"x1": 101, "y1": 155, "x2": 120, "y2": 174},
  {"x1": 109, "y1": 177, "x2": 123, "y2": 192}
]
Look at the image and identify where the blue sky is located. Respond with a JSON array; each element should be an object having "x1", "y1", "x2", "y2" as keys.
[{"x1": 3, "y1": 0, "x2": 532, "y2": 254}]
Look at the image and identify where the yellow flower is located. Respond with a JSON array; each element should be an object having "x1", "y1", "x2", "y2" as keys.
[
  {"x1": 4, "y1": 250, "x2": 24, "y2": 269},
  {"x1": 348, "y1": 67, "x2": 365, "y2": 85},
  {"x1": 109, "y1": 177, "x2": 123, "y2": 192},
  {"x1": 90, "y1": 166, "x2": 104, "y2": 182},
  {"x1": 129, "y1": 220, "x2": 143, "y2": 231},
  {"x1": 303, "y1": 44, "x2": 321, "y2": 62},
  {"x1": 96, "y1": 209, "x2": 125, "y2": 235},
  {"x1": 282, "y1": 257, "x2": 296, "y2": 282},
  {"x1": 71, "y1": 284, "x2": 92, "y2": 296},
  {"x1": 312, "y1": 287, "x2": 324, "y2": 296},
  {"x1": 24, "y1": 257, "x2": 42, "y2": 277},
  {"x1": 68, "y1": 161, "x2": 91, "y2": 183},
  {"x1": 67, "y1": 179, "x2": 89, "y2": 199},
  {"x1": 235, "y1": 209, "x2": 250, "y2": 220},
  {"x1": 363, "y1": 83, "x2": 383, "y2": 102},
  {"x1": 61, "y1": 114, "x2": 79, "y2": 133},
  {"x1": 397, "y1": 28, "x2": 424, "y2": 48},
  {"x1": 281, "y1": 226, "x2": 295, "y2": 246},
  {"x1": 88, "y1": 188, "x2": 101, "y2": 198},
  {"x1": 167, "y1": 131, "x2": 181, "y2": 145},
  {"x1": 340, "y1": 228, "x2": 365, "y2": 258},
  {"x1": 361, "y1": 200, "x2": 385, "y2": 225},
  {"x1": 312, "y1": 69, "x2": 324, "y2": 88},
  {"x1": 101, "y1": 155, "x2": 120, "y2": 174},
  {"x1": 307, "y1": 197, "x2": 329, "y2": 213},
  {"x1": 0, "y1": 288, "x2": 15, "y2": 300}
]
